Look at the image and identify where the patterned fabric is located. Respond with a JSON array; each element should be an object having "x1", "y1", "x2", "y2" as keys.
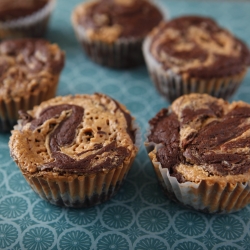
[{"x1": 0, "y1": 0, "x2": 250, "y2": 249}]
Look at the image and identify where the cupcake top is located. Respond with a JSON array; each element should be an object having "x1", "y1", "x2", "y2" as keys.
[
  {"x1": 73, "y1": 0, "x2": 163, "y2": 43},
  {"x1": 0, "y1": 38, "x2": 65, "y2": 100},
  {"x1": 149, "y1": 16, "x2": 250, "y2": 79},
  {"x1": 147, "y1": 93, "x2": 250, "y2": 184},
  {"x1": 9, "y1": 93, "x2": 138, "y2": 174},
  {"x1": 0, "y1": 0, "x2": 49, "y2": 21}
]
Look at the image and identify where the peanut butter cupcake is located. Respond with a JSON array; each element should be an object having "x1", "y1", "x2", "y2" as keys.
[
  {"x1": 0, "y1": 38, "x2": 65, "y2": 132},
  {"x1": 0, "y1": 0, "x2": 56, "y2": 39},
  {"x1": 145, "y1": 93, "x2": 250, "y2": 213},
  {"x1": 9, "y1": 93, "x2": 139, "y2": 208},
  {"x1": 143, "y1": 16, "x2": 250, "y2": 102},
  {"x1": 72, "y1": 0, "x2": 163, "y2": 68}
]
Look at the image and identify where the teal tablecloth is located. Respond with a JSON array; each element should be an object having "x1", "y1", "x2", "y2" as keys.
[{"x1": 1, "y1": 0, "x2": 250, "y2": 249}]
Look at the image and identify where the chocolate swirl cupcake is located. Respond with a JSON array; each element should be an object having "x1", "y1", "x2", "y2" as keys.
[
  {"x1": 0, "y1": 0, "x2": 56, "y2": 39},
  {"x1": 0, "y1": 38, "x2": 65, "y2": 132},
  {"x1": 72, "y1": 0, "x2": 163, "y2": 68},
  {"x1": 9, "y1": 93, "x2": 139, "y2": 207},
  {"x1": 143, "y1": 16, "x2": 250, "y2": 102},
  {"x1": 145, "y1": 93, "x2": 250, "y2": 213}
]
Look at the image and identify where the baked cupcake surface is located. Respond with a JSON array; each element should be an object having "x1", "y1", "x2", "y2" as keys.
[
  {"x1": 143, "y1": 16, "x2": 250, "y2": 101},
  {"x1": 0, "y1": 38, "x2": 65, "y2": 132},
  {"x1": 146, "y1": 93, "x2": 250, "y2": 213},
  {"x1": 9, "y1": 93, "x2": 139, "y2": 207},
  {"x1": 72, "y1": 0, "x2": 163, "y2": 68},
  {"x1": 0, "y1": 0, "x2": 56, "y2": 39},
  {"x1": 0, "y1": 0, "x2": 48, "y2": 21}
]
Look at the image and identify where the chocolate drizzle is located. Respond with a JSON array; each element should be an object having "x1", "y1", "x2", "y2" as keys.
[{"x1": 148, "y1": 96, "x2": 250, "y2": 180}]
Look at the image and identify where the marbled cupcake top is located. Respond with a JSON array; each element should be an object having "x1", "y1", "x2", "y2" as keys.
[
  {"x1": 9, "y1": 94, "x2": 138, "y2": 174},
  {"x1": 0, "y1": 39, "x2": 65, "y2": 99},
  {"x1": 149, "y1": 16, "x2": 250, "y2": 79},
  {"x1": 73, "y1": 0, "x2": 163, "y2": 43},
  {"x1": 147, "y1": 93, "x2": 250, "y2": 183},
  {"x1": 0, "y1": 0, "x2": 49, "y2": 21}
]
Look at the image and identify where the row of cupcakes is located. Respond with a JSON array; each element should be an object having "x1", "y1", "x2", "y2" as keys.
[
  {"x1": 2, "y1": 0, "x2": 250, "y2": 214},
  {"x1": 1, "y1": 0, "x2": 250, "y2": 132},
  {"x1": 8, "y1": 92, "x2": 250, "y2": 214}
]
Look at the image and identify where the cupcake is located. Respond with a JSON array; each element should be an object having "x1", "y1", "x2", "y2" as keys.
[
  {"x1": 143, "y1": 16, "x2": 250, "y2": 102},
  {"x1": 0, "y1": 0, "x2": 56, "y2": 39},
  {"x1": 0, "y1": 38, "x2": 65, "y2": 132},
  {"x1": 71, "y1": 0, "x2": 163, "y2": 68},
  {"x1": 145, "y1": 93, "x2": 250, "y2": 213},
  {"x1": 9, "y1": 93, "x2": 139, "y2": 208}
]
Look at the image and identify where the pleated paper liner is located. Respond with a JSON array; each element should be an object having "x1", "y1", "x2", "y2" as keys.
[
  {"x1": 0, "y1": 75, "x2": 59, "y2": 132},
  {"x1": 145, "y1": 142, "x2": 250, "y2": 214},
  {"x1": 71, "y1": 14, "x2": 144, "y2": 69},
  {"x1": 143, "y1": 36, "x2": 247, "y2": 102},
  {"x1": 0, "y1": 0, "x2": 56, "y2": 39}
]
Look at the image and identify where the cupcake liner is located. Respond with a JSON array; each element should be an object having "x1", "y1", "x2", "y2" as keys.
[
  {"x1": 145, "y1": 142, "x2": 250, "y2": 214},
  {"x1": 17, "y1": 123, "x2": 140, "y2": 208},
  {"x1": 71, "y1": 19, "x2": 144, "y2": 68},
  {"x1": 143, "y1": 36, "x2": 247, "y2": 102},
  {"x1": 0, "y1": 75, "x2": 59, "y2": 132},
  {"x1": 0, "y1": 0, "x2": 56, "y2": 39}
]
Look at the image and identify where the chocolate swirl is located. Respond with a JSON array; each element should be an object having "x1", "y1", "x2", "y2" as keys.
[
  {"x1": 28, "y1": 102, "x2": 131, "y2": 173},
  {"x1": 78, "y1": 0, "x2": 163, "y2": 38},
  {"x1": 148, "y1": 94, "x2": 250, "y2": 181},
  {"x1": 150, "y1": 16, "x2": 250, "y2": 79}
]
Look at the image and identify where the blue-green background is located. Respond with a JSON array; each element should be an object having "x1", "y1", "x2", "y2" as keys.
[{"x1": 0, "y1": 0, "x2": 250, "y2": 249}]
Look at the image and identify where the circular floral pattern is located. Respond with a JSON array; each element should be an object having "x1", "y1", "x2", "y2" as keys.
[
  {"x1": 8, "y1": 172, "x2": 30, "y2": 192},
  {"x1": 0, "y1": 171, "x2": 4, "y2": 187},
  {"x1": 0, "y1": 196, "x2": 28, "y2": 219},
  {"x1": 59, "y1": 230, "x2": 92, "y2": 250},
  {"x1": 134, "y1": 237, "x2": 168, "y2": 250},
  {"x1": 97, "y1": 233, "x2": 129, "y2": 250},
  {"x1": 22, "y1": 226, "x2": 54, "y2": 250},
  {"x1": 112, "y1": 181, "x2": 137, "y2": 202},
  {"x1": 0, "y1": 224, "x2": 18, "y2": 249},
  {"x1": 67, "y1": 207, "x2": 98, "y2": 226},
  {"x1": 174, "y1": 212, "x2": 206, "y2": 236},
  {"x1": 32, "y1": 200, "x2": 62, "y2": 222},
  {"x1": 174, "y1": 241, "x2": 204, "y2": 250},
  {"x1": 138, "y1": 208, "x2": 169, "y2": 233},
  {"x1": 212, "y1": 216, "x2": 244, "y2": 240},
  {"x1": 102, "y1": 205, "x2": 133, "y2": 229},
  {"x1": 0, "y1": 145, "x2": 11, "y2": 165},
  {"x1": 141, "y1": 183, "x2": 167, "y2": 205}
]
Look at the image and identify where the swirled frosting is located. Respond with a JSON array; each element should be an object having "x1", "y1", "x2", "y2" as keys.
[
  {"x1": 149, "y1": 16, "x2": 250, "y2": 79},
  {"x1": 148, "y1": 94, "x2": 250, "y2": 183},
  {"x1": 10, "y1": 94, "x2": 137, "y2": 174},
  {"x1": 74, "y1": 0, "x2": 163, "y2": 42},
  {"x1": 0, "y1": 39, "x2": 65, "y2": 99},
  {"x1": 0, "y1": 0, "x2": 48, "y2": 21}
]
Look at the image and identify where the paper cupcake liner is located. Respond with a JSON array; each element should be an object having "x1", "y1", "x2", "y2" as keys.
[
  {"x1": 143, "y1": 36, "x2": 247, "y2": 102},
  {"x1": 0, "y1": 0, "x2": 56, "y2": 39},
  {"x1": 145, "y1": 142, "x2": 250, "y2": 214},
  {"x1": 0, "y1": 75, "x2": 59, "y2": 132},
  {"x1": 72, "y1": 22, "x2": 144, "y2": 69},
  {"x1": 18, "y1": 123, "x2": 140, "y2": 208}
]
